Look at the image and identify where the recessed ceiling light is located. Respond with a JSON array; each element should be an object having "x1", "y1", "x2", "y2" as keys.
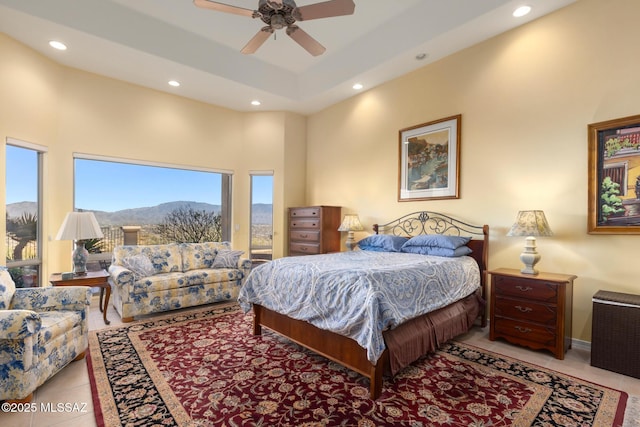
[
  {"x1": 352, "y1": 83, "x2": 363, "y2": 90},
  {"x1": 513, "y1": 6, "x2": 532, "y2": 17},
  {"x1": 168, "y1": 80, "x2": 180, "y2": 87},
  {"x1": 415, "y1": 53, "x2": 428, "y2": 61},
  {"x1": 48, "y1": 40, "x2": 67, "y2": 51},
  {"x1": 251, "y1": 100, "x2": 261, "y2": 106}
]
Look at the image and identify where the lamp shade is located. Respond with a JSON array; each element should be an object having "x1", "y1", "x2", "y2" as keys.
[
  {"x1": 337, "y1": 214, "x2": 364, "y2": 232},
  {"x1": 506, "y1": 210, "x2": 553, "y2": 237},
  {"x1": 56, "y1": 211, "x2": 104, "y2": 241}
]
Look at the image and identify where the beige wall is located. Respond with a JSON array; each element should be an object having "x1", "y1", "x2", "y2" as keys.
[
  {"x1": 306, "y1": 0, "x2": 640, "y2": 342},
  {"x1": 0, "y1": 33, "x2": 305, "y2": 280}
]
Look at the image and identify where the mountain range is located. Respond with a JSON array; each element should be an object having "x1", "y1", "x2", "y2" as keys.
[{"x1": 6, "y1": 201, "x2": 273, "y2": 226}]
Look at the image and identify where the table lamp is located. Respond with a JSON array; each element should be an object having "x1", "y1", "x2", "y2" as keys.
[
  {"x1": 506, "y1": 210, "x2": 553, "y2": 275},
  {"x1": 338, "y1": 214, "x2": 364, "y2": 251},
  {"x1": 56, "y1": 211, "x2": 104, "y2": 276}
]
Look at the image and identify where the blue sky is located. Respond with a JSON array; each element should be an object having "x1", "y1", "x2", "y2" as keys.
[{"x1": 6, "y1": 145, "x2": 273, "y2": 211}]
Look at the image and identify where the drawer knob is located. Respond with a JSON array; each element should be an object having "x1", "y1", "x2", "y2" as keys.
[
  {"x1": 301, "y1": 247, "x2": 308, "y2": 251},
  {"x1": 516, "y1": 285, "x2": 533, "y2": 292},
  {"x1": 514, "y1": 326, "x2": 532, "y2": 333},
  {"x1": 515, "y1": 305, "x2": 533, "y2": 313},
  {"x1": 300, "y1": 234, "x2": 308, "y2": 238}
]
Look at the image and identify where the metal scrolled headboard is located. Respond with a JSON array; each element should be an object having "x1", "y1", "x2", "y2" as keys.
[{"x1": 373, "y1": 211, "x2": 486, "y2": 238}]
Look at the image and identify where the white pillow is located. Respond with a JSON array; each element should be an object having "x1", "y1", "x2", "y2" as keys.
[{"x1": 212, "y1": 250, "x2": 244, "y2": 269}]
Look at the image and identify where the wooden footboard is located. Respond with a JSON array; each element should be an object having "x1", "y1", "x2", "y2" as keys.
[{"x1": 253, "y1": 304, "x2": 389, "y2": 400}]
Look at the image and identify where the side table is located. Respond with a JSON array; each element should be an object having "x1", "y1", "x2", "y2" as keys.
[
  {"x1": 488, "y1": 268, "x2": 576, "y2": 359},
  {"x1": 50, "y1": 270, "x2": 111, "y2": 325}
]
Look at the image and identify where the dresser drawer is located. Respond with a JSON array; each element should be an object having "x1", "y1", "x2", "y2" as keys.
[
  {"x1": 290, "y1": 242, "x2": 320, "y2": 254},
  {"x1": 290, "y1": 230, "x2": 320, "y2": 242},
  {"x1": 290, "y1": 207, "x2": 321, "y2": 218},
  {"x1": 493, "y1": 276, "x2": 558, "y2": 302},
  {"x1": 290, "y1": 219, "x2": 320, "y2": 229},
  {"x1": 493, "y1": 317, "x2": 556, "y2": 346},
  {"x1": 494, "y1": 297, "x2": 557, "y2": 325}
]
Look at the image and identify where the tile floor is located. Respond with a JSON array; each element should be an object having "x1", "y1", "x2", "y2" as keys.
[{"x1": 2, "y1": 295, "x2": 640, "y2": 426}]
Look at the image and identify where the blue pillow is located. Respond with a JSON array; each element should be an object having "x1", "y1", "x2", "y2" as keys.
[
  {"x1": 357, "y1": 235, "x2": 409, "y2": 252},
  {"x1": 401, "y1": 245, "x2": 473, "y2": 257},
  {"x1": 401, "y1": 235, "x2": 471, "y2": 250}
]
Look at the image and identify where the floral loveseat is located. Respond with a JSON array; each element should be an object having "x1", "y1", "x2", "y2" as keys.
[
  {"x1": 108, "y1": 242, "x2": 251, "y2": 322},
  {"x1": 0, "y1": 266, "x2": 91, "y2": 402}
]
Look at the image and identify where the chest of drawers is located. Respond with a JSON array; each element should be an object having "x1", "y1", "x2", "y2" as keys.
[
  {"x1": 489, "y1": 268, "x2": 576, "y2": 359},
  {"x1": 288, "y1": 206, "x2": 341, "y2": 256}
]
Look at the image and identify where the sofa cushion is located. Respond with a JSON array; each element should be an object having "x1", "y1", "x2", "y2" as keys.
[
  {"x1": 38, "y1": 311, "x2": 82, "y2": 343},
  {"x1": 212, "y1": 250, "x2": 244, "y2": 269},
  {"x1": 0, "y1": 266, "x2": 16, "y2": 310},
  {"x1": 132, "y1": 269, "x2": 244, "y2": 295},
  {"x1": 181, "y1": 242, "x2": 231, "y2": 271}
]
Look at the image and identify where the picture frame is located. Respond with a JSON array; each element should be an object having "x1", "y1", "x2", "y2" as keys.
[
  {"x1": 398, "y1": 115, "x2": 461, "y2": 202},
  {"x1": 588, "y1": 114, "x2": 640, "y2": 234}
]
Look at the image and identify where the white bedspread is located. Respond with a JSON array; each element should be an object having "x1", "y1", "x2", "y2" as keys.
[{"x1": 238, "y1": 251, "x2": 480, "y2": 363}]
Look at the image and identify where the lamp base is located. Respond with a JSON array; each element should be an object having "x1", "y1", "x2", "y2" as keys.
[
  {"x1": 72, "y1": 240, "x2": 89, "y2": 276},
  {"x1": 345, "y1": 231, "x2": 357, "y2": 251},
  {"x1": 519, "y1": 236, "x2": 541, "y2": 275}
]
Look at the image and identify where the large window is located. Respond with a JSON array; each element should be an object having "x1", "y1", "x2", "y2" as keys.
[
  {"x1": 74, "y1": 156, "x2": 232, "y2": 255},
  {"x1": 5, "y1": 139, "x2": 45, "y2": 287}
]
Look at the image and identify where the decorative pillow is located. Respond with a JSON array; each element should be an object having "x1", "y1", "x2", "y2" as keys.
[
  {"x1": 120, "y1": 255, "x2": 156, "y2": 280},
  {"x1": 212, "y1": 250, "x2": 244, "y2": 269},
  {"x1": 0, "y1": 266, "x2": 16, "y2": 309},
  {"x1": 401, "y1": 235, "x2": 471, "y2": 250},
  {"x1": 357, "y1": 235, "x2": 409, "y2": 252},
  {"x1": 401, "y1": 245, "x2": 473, "y2": 257}
]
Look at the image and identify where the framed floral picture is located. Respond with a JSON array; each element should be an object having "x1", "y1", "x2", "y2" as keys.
[
  {"x1": 588, "y1": 114, "x2": 640, "y2": 234},
  {"x1": 398, "y1": 115, "x2": 461, "y2": 202}
]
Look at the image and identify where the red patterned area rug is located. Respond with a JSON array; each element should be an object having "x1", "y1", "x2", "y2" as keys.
[{"x1": 87, "y1": 303, "x2": 628, "y2": 426}]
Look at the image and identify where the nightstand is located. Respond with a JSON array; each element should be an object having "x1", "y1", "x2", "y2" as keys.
[
  {"x1": 488, "y1": 268, "x2": 576, "y2": 360},
  {"x1": 50, "y1": 270, "x2": 111, "y2": 325}
]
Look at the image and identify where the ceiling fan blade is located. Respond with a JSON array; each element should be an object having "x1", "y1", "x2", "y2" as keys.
[
  {"x1": 241, "y1": 27, "x2": 274, "y2": 54},
  {"x1": 193, "y1": 0, "x2": 254, "y2": 17},
  {"x1": 286, "y1": 26, "x2": 326, "y2": 56},
  {"x1": 294, "y1": 0, "x2": 355, "y2": 21}
]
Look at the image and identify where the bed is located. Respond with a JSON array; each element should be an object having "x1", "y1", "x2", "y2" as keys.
[{"x1": 238, "y1": 211, "x2": 489, "y2": 399}]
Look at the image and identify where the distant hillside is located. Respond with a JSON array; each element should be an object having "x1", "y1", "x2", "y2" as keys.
[{"x1": 7, "y1": 201, "x2": 273, "y2": 225}]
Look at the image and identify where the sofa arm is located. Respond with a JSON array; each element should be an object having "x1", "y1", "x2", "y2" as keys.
[
  {"x1": 238, "y1": 257, "x2": 252, "y2": 271},
  {"x1": 0, "y1": 309, "x2": 41, "y2": 340},
  {"x1": 12, "y1": 287, "x2": 91, "y2": 312},
  {"x1": 109, "y1": 264, "x2": 135, "y2": 287}
]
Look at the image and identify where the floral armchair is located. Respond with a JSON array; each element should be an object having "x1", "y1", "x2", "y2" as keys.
[{"x1": 0, "y1": 267, "x2": 91, "y2": 402}]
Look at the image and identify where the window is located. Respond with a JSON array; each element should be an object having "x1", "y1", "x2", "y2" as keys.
[
  {"x1": 5, "y1": 139, "x2": 45, "y2": 287},
  {"x1": 74, "y1": 156, "x2": 232, "y2": 257},
  {"x1": 250, "y1": 173, "x2": 273, "y2": 264}
]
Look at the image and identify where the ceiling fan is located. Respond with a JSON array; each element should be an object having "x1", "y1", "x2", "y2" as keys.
[{"x1": 193, "y1": 0, "x2": 356, "y2": 56}]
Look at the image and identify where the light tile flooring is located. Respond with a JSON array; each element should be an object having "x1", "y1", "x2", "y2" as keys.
[{"x1": 3, "y1": 295, "x2": 640, "y2": 426}]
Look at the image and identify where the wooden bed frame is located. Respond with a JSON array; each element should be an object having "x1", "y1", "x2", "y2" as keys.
[{"x1": 251, "y1": 211, "x2": 489, "y2": 400}]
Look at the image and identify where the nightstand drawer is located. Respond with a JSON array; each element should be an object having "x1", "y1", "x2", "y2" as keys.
[
  {"x1": 493, "y1": 276, "x2": 558, "y2": 302},
  {"x1": 290, "y1": 242, "x2": 320, "y2": 254},
  {"x1": 493, "y1": 318, "x2": 556, "y2": 345},
  {"x1": 290, "y1": 230, "x2": 320, "y2": 242},
  {"x1": 290, "y1": 207, "x2": 321, "y2": 218},
  {"x1": 290, "y1": 219, "x2": 320, "y2": 229},
  {"x1": 494, "y1": 297, "x2": 557, "y2": 325}
]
